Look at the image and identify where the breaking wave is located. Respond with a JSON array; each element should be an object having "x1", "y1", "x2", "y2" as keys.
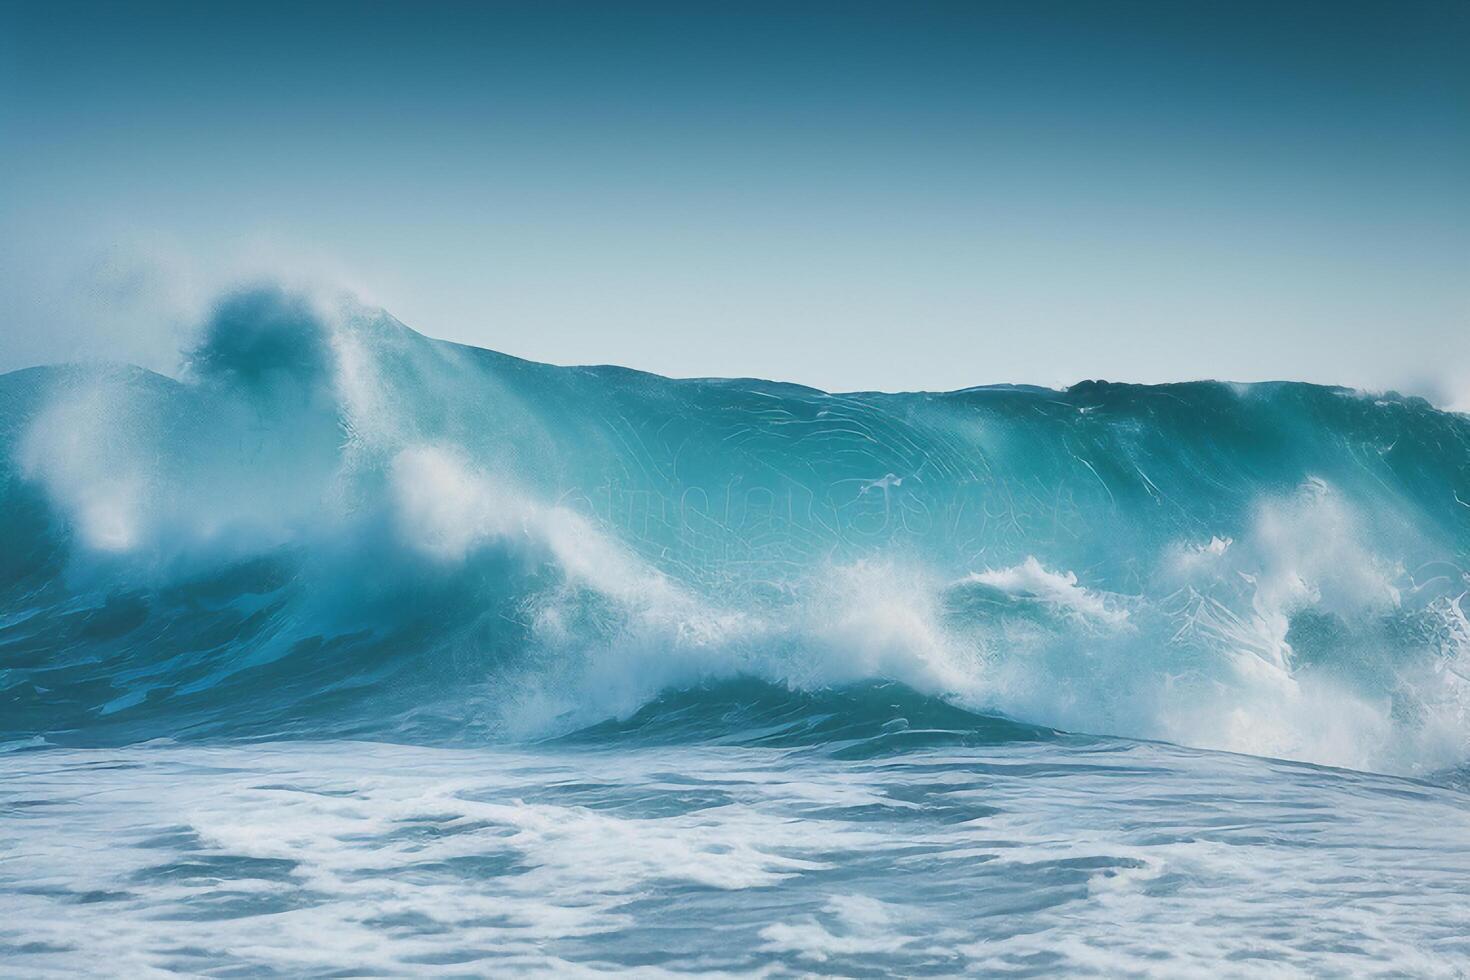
[{"x1": 3, "y1": 286, "x2": 1469, "y2": 776}]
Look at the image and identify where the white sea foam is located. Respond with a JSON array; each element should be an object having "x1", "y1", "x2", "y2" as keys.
[
  {"x1": 2, "y1": 739, "x2": 1466, "y2": 976},
  {"x1": 961, "y1": 556, "x2": 1131, "y2": 627}
]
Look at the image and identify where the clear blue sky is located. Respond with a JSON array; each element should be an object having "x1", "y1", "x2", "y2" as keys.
[{"x1": 2, "y1": 0, "x2": 1467, "y2": 395}]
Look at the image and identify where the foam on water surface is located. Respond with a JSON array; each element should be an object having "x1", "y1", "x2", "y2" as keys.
[{"x1": 1, "y1": 737, "x2": 1467, "y2": 976}]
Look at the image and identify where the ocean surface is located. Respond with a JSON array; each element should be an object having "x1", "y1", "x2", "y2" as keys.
[{"x1": 3, "y1": 287, "x2": 1469, "y2": 976}]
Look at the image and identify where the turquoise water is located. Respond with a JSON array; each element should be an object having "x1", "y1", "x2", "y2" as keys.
[{"x1": 2, "y1": 287, "x2": 1469, "y2": 975}]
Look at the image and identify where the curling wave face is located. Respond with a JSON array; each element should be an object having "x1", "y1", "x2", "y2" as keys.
[{"x1": 3, "y1": 286, "x2": 1470, "y2": 776}]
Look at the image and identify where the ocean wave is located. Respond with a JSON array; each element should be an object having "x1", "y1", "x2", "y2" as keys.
[{"x1": 3, "y1": 285, "x2": 1469, "y2": 776}]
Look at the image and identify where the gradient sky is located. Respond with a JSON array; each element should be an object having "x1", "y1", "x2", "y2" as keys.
[{"x1": 2, "y1": 0, "x2": 1467, "y2": 394}]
